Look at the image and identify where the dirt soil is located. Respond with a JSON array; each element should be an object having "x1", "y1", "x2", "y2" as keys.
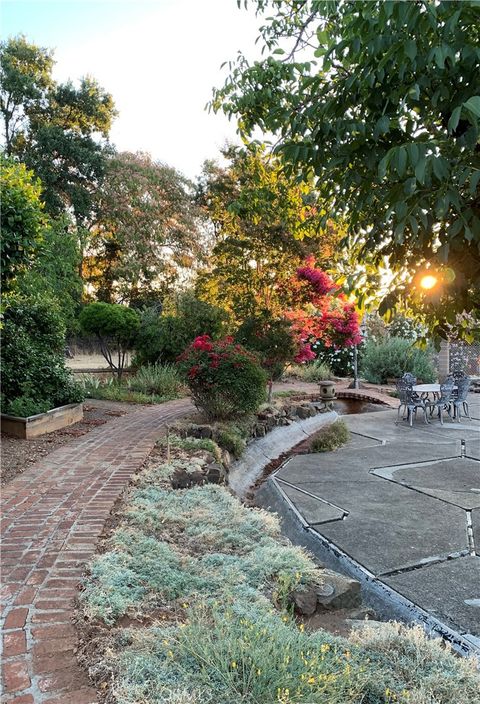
[{"x1": 1, "y1": 401, "x2": 135, "y2": 484}]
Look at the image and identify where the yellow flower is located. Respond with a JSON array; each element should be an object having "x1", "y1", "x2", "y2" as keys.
[
  {"x1": 299, "y1": 623, "x2": 305, "y2": 632},
  {"x1": 231, "y1": 661, "x2": 237, "y2": 669},
  {"x1": 257, "y1": 668, "x2": 261, "y2": 675},
  {"x1": 162, "y1": 639, "x2": 169, "y2": 646},
  {"x1": 320, "y1": 643, "x2": 329, "y2": 653},
  {"x1": 167, "y1": 650, "x2": 173, "y2": 658},
  {"x1": 307, "y1": 676, "x2": 315, "y2": 684}
]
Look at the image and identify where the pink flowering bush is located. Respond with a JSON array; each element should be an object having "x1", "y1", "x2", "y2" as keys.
[{"x1": 177, "y1": 335, "x2": 267, "y2": 420}]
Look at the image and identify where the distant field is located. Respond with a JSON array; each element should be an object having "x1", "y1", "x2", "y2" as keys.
[{"x1": 66, "y1": 353, "x2": 131, "y2": 370}]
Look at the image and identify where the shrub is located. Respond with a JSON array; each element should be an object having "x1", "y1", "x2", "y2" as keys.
[
  {"x1": 128, "y1": 364, "x2": 183, "y2": 397},
  {"x1": 288, "y1": 360, "x2": 332, "y2": 382},
  {"x1": 79, "y1": 302, "x2": 140, "y2": 380},
  {"x1": 312, "y1": 339, "x2": 359, "y2": 377},
  {"x1": 236, "y1": 314, "x2": 297, "y2": 381},
  {"x1": 134, "y1": 296, "x2": 230, "y2": 366},
  {"x1": 213, "y1": 426, "x2": 246, "y2": 458},
  {"x1": 161, "y1": 434, "x2": 222, "y2": 462},
  {"x1": 310, "y1": 420, "x2": 350, "y2": 453},
  {"x1": 361, "y1": 337, "x2": 436, "y2": 384},
  {"x1": 80, "y1": 375, "x2": 174, "y2": 405},
  {"x1": 177, "y1": 336, "x2": 267, "y2": 420},
  {"x1": 6, "y1": 396, "x2": 52, "y2": 417},
  {"x1": 1, "y1": 297, "x2": 84, "y2": 414}
]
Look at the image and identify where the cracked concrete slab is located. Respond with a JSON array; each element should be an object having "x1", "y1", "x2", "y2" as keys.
[
  {"x1": 308, "y1": 479, "x2": 468, "y2": 575},
  {"x1": 472, "y1": 509, "x2": 480, "y2": 554},
  {"x1": 276, "y1": 481, "x2": 345, "y2": 524},
  {"x1": 384, "y1": 556, "x2": 480, "y2": 636},
  {"x1": 371, "y1": 458, "x2": 480, "y2": 509},
  {"x1": 276, "y1": 441, "x2": 460, "y2": 485}
]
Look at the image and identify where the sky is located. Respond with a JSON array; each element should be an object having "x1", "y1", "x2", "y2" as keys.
[{"x1": 1, "y1": 0, "x2": 263, "y2": 179}]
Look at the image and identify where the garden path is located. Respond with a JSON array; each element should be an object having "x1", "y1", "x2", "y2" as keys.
[{"x1": 1, "y1": 398, "x2": 193, "y2": 704}]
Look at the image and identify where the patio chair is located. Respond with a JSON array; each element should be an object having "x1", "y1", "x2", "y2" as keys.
[
  {"x1": 449, "y1": 376, "x2": 472, "y2": 422},
  {"x1": 402, "y1": 373, "x2": 417, "y2": 385},
  {"x1": 395, "y1": 378, "x2": 429, "y2": 427},
  {"x1": 424, "y1": 379, "x2": 455, "y2": 425}
]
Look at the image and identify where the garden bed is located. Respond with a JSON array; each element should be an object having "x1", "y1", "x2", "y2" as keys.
[
  {"x1": 75, "y1": 440, "x2": 480, "y2": 704},
  {"x1": 1, "y1": 401, "x2": 84, "y2": 439},
  {"x1": 1, "y1": 402, "x2": 129, "y2": 483}
]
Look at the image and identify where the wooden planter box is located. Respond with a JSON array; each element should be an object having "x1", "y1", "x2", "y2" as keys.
[{"x1": 1, "y1": 403, "x2": 84, "y2": 439}]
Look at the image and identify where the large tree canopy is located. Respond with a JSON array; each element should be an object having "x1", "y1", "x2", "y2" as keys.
[
  {"x1": 1, "y1": 35, "x2": 116, "y2": 227},
  {"x1": 196, "y1": 144, "x2": 340, "y2": 320},
  {"x1": 86, "y1": 151, "x2": 204, "y2": 306},
  {"x1": 213, "y1": 1, "x2": 480, "y2": 337}
]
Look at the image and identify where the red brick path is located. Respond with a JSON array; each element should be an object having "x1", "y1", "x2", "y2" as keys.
[{"x1": 1, "y1": 399, "x2": 192, "y2": 703}]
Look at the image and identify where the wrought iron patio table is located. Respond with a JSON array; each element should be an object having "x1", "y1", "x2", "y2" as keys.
[{"x1": 413, "y1": 383, "x2": 457, "y2": 420}]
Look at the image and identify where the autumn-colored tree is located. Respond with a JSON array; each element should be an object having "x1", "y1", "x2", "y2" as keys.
[
  {"x1": 196, "y1": 145, "x2": 340, "y2": 321},
  {"x1": 86, "y1": 152, "x2": 205, "y2": 305}
]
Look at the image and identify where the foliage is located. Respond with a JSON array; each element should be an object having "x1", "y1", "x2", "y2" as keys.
[
  {"x1": 127, "y1": 364, "x2": 184, "y2": 398},
  {"x1": 0, "y1": 156, "x2": 45, "y2": 289},
  {"x1": 287, "y1": 360, "x2": 332, "y2": 382},
  {"x1": 1, "y1": 296, "x2": 84, "y2": 413},
  {"x1": 15, "y1": 215, "x2": 82, "y2": 333},
  {"x1": 361, "y1": 338, "x2": 436, "y2": 385},
  {"x1": 5, "y1": 395, "x2": 52, "y2": 417},
  {"x1": 80, "y1": 375, "x2": 177, "y2": 405},
  {"x1": 312, "y1": 340, "x2": 358, "y2": 378},
  {"x1": 213, "y1": 425, "x2": 247, "y2": 459},
  {"x1": 286, "y1": 256, "x2": 362, "y2": 363},
  {"x1": 86, "y1": 152, "x2": 204, "y2": 304},
  {"x1": 196, "y1": 144, "x2": 341, "y2": 320},
  {"x1": 213, "y1": 1, "x2": 480, "y2": 337},
  {"x1": 134, "y1": 296, "x2": 230, "y2": 366},
  {"x1": 161, "y1": 434, "x2": 222, "y2": 463},
  {"x1": 236, "y1": 313, "x2": 297, "y2": 380},
  {"x1": 387, "y1": 314, "x2": 426, "y2": 342},
  {"x1": 177, "y1": 335, "x2": 267, "y2": 420},
  {"x1": 1, "y1": 35, "x2": 116, "y2": 227},
  {"x1": 310, "y1": 420, "x2": 350, "y2": 453},
  {"x1": 80, "y1": 454, "x2": 480, "y2": 704},
  {"x1": 79, "y1": 302, "x2": 140, "y2": 380}
]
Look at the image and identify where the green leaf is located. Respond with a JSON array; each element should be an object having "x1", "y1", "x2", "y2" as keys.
[
  {"x1": 464, "y1": 96, "x2": 480, "y2": 118},
  {"x1": 405, "y1": 40, "x2": 417, "y2": 61},
  {"x1": 469, "y1": 170, "x2": 480, "y2": 196},
  {"x1": 373, "y1": 115, "x2": 390, "y2": 139},
  {"x1": 448, "y1": 106, "x2": 462, "y2": 133},
  {"x1": 397, "y1": 147, "x2": 407, "y2": 177},
  {"x1": 415, "y1": 156, "x2": 427, "y2": 185}
]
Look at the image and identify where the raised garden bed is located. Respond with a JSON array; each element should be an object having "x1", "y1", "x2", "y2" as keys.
[{"x1": 1, "y1": 402, "x2": 84, "y2": 439}]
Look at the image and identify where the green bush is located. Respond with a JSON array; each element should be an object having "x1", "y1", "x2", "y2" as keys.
[
  {"x1": 236, "y1": 314, "x2": 297, "y2": 381},
  {"x1": 312, "y1": 339, "x2": 358, "y2": 377},
  {"x1": 213, "y1": 426, "x2": 246, "y2": 458},
  {"x1": 6, "y1": 396, "x2": 52, "y2": 417},
  {"x1": 178, "y1": 336, "x2": 267, "y2": 420},
  {"x1": 310, "y1": 420, "x2": 350, "y2": 453},
  {"x1": 361, "y1": 337, "x2": 436, "y2": 385},
  {"x1": 135, "y1": 296, "x2": 230, "y2": 366},
  {"x1": 1, "y1": 297, "x2": 84, "y2": 414},
  {"x1": 128, "y1": 364, "x2": 183, "y2": 397},
  {"x1": 80, "y1": 375, "x2": 174, "y2": 405},
  {"x1": 288, "y1": 360, "x2": 332, "y2": 382},
  {"x1": 161, "y1": 434, "x2": 222, "y2": 462},
  {"x1": 79, "y1": 302, "x2": 140, "y2": 380}
]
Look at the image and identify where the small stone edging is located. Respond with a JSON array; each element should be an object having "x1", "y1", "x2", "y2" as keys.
[{"x1": 228, "y1": 410, "x2": 338, "y2": 498}]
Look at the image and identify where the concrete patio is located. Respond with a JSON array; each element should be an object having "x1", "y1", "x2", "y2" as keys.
[{"x1": 258, "y1": 393, "x2": 480, "y2": 654}]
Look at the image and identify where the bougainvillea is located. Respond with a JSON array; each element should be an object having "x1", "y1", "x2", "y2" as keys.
[
  {"x1": 177, "y1": 336, "x2": 267, "y2": 420},
  {"x1": 285, "y1": 256, "x2": 362, "y2": 362}
]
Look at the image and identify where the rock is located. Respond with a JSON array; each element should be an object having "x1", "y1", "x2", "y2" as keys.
[
  {"x1": 291, "y1": 586, "x2": 318, "y2": 615},
  {"x1": 347, "y1": 606, "x2": 377, "y2": 620},
  {"x1": 255, "y1": 424, "x2": 267, "y2": 437},
  {"x1": 315, "y1": 569, "x2": 361, "y2": 610},
  {"x1": 191, "y1": 450, "x2": 216, "y2": 464},
  {"x1": 192, "y1": 425, "x2": 214, "y2": 439},
  {"x1": 171, "y1": 468, "x2": 205, "y2": 489},
  {"x1": 221, "y1": 449, "x2": 232, "y2": 469},
  {"x1": 205, "y1": 462, "x2": 224, "y2": 484},
  {"x1": 295, "y1": 404, "x2": 317, "y2": 419}
]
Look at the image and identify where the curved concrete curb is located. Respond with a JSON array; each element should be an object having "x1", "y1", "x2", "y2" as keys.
[{"x1": 228, "y1": 410, "x2": 337, "y2": 498}]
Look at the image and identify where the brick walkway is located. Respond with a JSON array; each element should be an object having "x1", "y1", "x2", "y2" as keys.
[{"x1": 1, "y1": 398, "x2": 192, "y2": 704}]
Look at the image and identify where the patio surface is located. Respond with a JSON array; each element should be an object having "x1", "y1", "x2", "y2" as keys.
[{"x1": 268, "y1": 393, "x2": 480, "y2": 651}]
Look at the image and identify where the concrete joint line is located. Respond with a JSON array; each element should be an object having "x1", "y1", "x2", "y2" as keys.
[
  {"x1": 466, "y1": 511, "x2": 476, "y2": 556},
  {"x1": 378, "y1": 549, "x2": 471, "y2": 578},
  {"x1": 275, "y1": 477, "x2": 349, "y2": 519}
]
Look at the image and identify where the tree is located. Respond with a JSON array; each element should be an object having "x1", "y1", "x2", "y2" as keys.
[
  {"x1": 196, "y1": 145, "x2": 340, "y2": 320},
  {"x1": 86, "y1": 152, "x2": 204, "y2": 304},
  {"x1": 213, "y1": 1, "x2": 480, "y2": 337},
  {"x1": 16, "y1": 215, "x2": 83, "y2": 333},
  {"x1": 1, "y1": 35, "x2": 116, "y2": 230},
  {"x1": 0, "y1": 156, "x2": 45, "y2": 289},
  {"x1": 79, "y1": 303, "x2": 140, "y2": 380}
]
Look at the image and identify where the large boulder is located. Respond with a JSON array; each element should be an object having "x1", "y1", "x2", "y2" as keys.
[{"x1": 316, "y1": 569, "x2": 361, "y2": 610}]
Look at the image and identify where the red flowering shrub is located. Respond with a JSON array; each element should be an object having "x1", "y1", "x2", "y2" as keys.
[
  {"x1": 177, "y1": 336, "x2": 267, "y2": 420},
  {"x1": 285, "y1": 256, "x2": 362, "y2": 362}
]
